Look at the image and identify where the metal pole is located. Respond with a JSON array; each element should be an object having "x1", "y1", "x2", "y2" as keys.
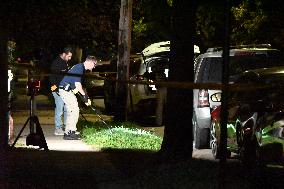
[{"x1": 29, "y1": 95, "x2": 36, "y2": 134}]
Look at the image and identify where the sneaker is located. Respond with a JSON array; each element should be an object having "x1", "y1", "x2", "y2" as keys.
[
  {"x1": 63, "y1": 131, "x2": 81, "y2": 140},
  {"x1": 54, "y1": 127, "x2": 64, "y2": 136}
]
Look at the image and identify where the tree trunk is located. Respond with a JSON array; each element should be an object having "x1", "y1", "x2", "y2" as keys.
[
  {"x1": 160, "y1": 0, "x2": 197, "y2": 161},
  {"x1": 0, "y1": 31, "x2": 9, "y2": 150},
  {"x1": 115, "y1": 0, "x2": 132, "y2": 121},
  {"x1": 74, "y1": 47, "x2": 82, "y2": 63}
]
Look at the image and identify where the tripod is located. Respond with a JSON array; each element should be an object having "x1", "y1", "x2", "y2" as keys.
[{"x1": 11, "y1": 92, "x2": 48, "y2": 150}]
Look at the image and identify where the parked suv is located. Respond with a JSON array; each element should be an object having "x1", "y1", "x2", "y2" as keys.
[{"x1": 193, "y1": 44, "x2": 284, "y2": 149}]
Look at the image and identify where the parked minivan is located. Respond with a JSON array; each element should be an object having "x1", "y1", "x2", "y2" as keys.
[{"x1": 128, "y1": 41, "x2": 200, "y2": 119}]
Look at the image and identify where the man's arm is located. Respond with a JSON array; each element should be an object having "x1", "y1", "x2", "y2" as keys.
[
  {"x1": 50, "y1": 61, "x2": 59, "y2": 91},
  {"x1": 74, "y1": 82, "x2": 91, "y2": 106},
  {"x1": 74, "y1": 82, "x2": 85, "y2": 95},
  {"x1": 50, "y1": 59, "x2": 68, "y2": 91}
]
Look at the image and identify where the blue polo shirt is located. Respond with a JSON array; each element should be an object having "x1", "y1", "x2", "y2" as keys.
[{"x1": 60, "y1": 63, "x2": 85, "y2": 90}]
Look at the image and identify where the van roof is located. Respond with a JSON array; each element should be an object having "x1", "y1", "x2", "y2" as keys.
[{"x1": 142, "y1": 41, "x2": 200, "y2": 57}]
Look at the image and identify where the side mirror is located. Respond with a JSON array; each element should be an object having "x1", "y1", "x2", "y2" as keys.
[{"x1": 211, "y1": 93, "x2": 221, "y2": 102}]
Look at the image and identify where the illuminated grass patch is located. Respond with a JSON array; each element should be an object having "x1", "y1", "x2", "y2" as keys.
[{"x1": 78, "y1": 120, "x2": 162, "y2": 151}]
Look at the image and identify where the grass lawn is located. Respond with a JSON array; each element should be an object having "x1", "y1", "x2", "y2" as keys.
[{"x1": 77, "y1": 119, "x2": 163, "y2": 151}]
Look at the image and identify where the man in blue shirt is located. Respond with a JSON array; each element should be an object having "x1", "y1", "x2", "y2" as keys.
[{"x1": 59, "y1": 55, "x2": 97, "y2": 140}]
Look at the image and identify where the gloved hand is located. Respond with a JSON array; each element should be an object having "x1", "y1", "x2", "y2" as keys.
[
  {"x1": 82, "y1": 94, "x2": 92, "y2": 106},
  {"x1": 85, "y1": 98, "x2": 92, "y2": 106},
  {"x1": 72, "y1": 88, "x2": 79, "y2": 94},
  {"x1": 51, "y1": 85, "x2": 57, "y2": 91}
]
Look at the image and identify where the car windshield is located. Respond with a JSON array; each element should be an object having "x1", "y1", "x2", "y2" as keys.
[
  {"x1": 233, "y1": 71, "x2": 284, "y2": 104},
  {"x1": 230, "y1": 53, "x2": 283, "y2": 75},
  {"x1": 202, "y1": 52, "x2": 283, "y2": 82}
]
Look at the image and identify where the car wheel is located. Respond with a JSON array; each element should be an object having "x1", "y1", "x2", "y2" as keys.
[
  {"x1": 210, "y1": 120, "x2": 220, "y2": 159},
  {"x1": 193, "y1": 116, "x2": 210, "y2": 149},
  {"x1": 236, "y1": 121, "x2": 243, "y2": 146}
]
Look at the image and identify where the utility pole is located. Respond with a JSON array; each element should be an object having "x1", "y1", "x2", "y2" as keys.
[
  {"x1": 0, "y1": 31, "x2": 9, "y2": 150},
  {"x1": 115, "y1": 0, "x2": 132, "y2": 121},
  {"x1": 219, "y1": 0, "x2": 231, "y2": 188}
]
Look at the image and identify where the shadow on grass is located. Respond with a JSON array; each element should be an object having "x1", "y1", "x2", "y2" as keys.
[{"x1": 100, "y1": 148, "x2": 284, "y2": 189}]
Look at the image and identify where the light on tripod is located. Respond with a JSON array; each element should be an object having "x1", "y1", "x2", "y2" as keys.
[
  {"x1": 26, "y1": 79, "x2": 41, "y2": 96},
  {"x1": 11, "y1": 77, "x2": 48, "y2": 150}
]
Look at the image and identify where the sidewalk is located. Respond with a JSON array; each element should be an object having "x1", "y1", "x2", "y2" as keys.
[
  {"x1": 10, "y1": 95, "x2": 102, "y2": 151},
  {"x1": 12, "y1": 123, "x2": 99, "y2": 152},
  {"x1": 10, "y1": 94, "x2": 164, "y2": 151}
]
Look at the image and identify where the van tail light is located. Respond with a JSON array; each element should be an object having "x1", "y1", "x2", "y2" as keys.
[
  {"x1": 211, "y1": 105, "x2": 221, "y2": 120},
  {"x1": 136, "y1": 75, "x2": 144, "y2": 81},
  {"x1": 198, "y1": 89, "x2": 210, "y2": 108}
]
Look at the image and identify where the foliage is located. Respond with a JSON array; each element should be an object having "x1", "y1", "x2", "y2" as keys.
[
  {"x1": 262, "y1": 136, "x2": 284, "y2": 149},
  {"x1": 78, "y1": 120, "x2": 162, "y2": 151},
  {"x1": 262, "y1": 122, "x2": 284, "y2": 149},
  {"x1": 167, "y1": 0, "x2": 173, "y2": 7},
  {"x1": 7, "y1": 40, "x2": 17, "y2": 101},
  {"x1": 132, "y1": 17, "x2": 148, "y2": 41},
  {"x1": 257, "y1": 0, "x2": 284, "y2": 49},
  {"x1": 195, "y1": 4, "x2": 225, "y2": 51},
  {"x1": 231, "y1": 0, "x2": 267, "y2": 45},
  {"x1": 2, "y1": 0, "x2": 284, "y2": 60},
  {"x1": 196, "y1": 0, "x2": 284, "y2": 51},
  {"x1": 132, "y1": 0, "x2": 171, "y2": 52},
  {"x1": 238, "y1": 0, "x2": 284, "y2": 49},
  {"x1": 7, "y1": 41, "x2": 16, "y2": 66},
  {"x1": 1, "y1": 0, "x2": 121, "y2": 60}
]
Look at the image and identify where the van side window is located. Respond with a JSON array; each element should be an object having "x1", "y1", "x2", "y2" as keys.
[
  {"x1": 196, "y1": 58, "x2": 207, "y2": 82},
  {"x1": 196, "y1": 57, "x2": 222, "y2": 83},
  {"x1": 208, "y1": 58, "x2": 222, "y2": 83}
]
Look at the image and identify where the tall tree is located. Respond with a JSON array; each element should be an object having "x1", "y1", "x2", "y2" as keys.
[
  {"x1": 0, "y1": 8, "x2": 9, "y2": 149},
  {"x1": 160, "y1": 0, "x2": 197, "y2": 160},
  {"x1": 195, "y1": 2, "x2": 225, "y2": 51},
  {"x1": 115, "y1": 0, "x2": 132, "y2": 121},
  {"x1": 231, "y1": 0, "x2": 284, "y2": 50},
  {"x1": 1, "y1": 0, "x2": 121, "y2": 60},
  {"x1": 132, "y1": 0, "x2": 171, "y2": 52}
]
